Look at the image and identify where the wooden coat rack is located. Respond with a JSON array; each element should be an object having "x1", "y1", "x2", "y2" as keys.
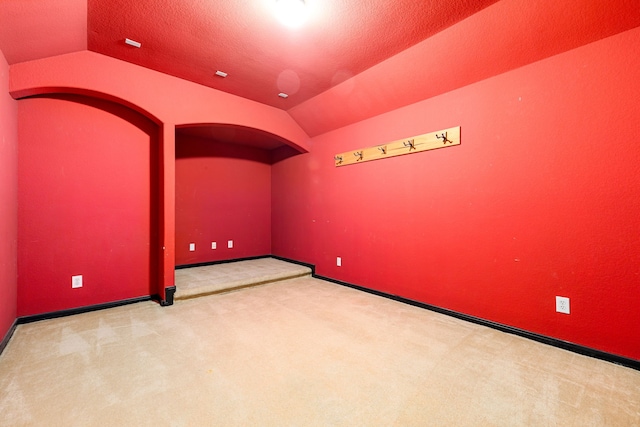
[{"x1": 334, "y1": 126, "x2": 460, "y2": 167}]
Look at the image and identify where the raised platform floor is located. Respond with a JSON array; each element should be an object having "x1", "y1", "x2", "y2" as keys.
[{"x1": 174, "y1": 257, "x2": 312, "y2": 300}]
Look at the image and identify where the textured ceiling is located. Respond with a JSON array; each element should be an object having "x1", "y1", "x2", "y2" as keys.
[
  {"x1": 86, "y1": 0, "x2": 499, "y2": 109},
  {"x1": 2, "y1": 0, "x2": 640, "y2": 144},
  {"x1": 0, "y1": 0, "x2": 87, "y2": 64}
]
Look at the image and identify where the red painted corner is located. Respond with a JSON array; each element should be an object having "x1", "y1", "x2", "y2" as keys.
[
  {"x1": 175, "y1": 134, "x2": 272, "y2": 265},
  {"x1": 0, "y1": 48, "x2": 18, "y2": 341}
]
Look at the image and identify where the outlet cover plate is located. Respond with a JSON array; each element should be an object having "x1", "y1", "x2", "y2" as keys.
[
  {"x1": 556, "y1": 296, "x2": 570, "y2": 314},
  {"x1": 72, "y1": 275, "x2": 83, "y2": 289}
]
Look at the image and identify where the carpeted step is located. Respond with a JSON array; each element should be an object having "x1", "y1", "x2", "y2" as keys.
[{"x1": 174, "y1": 257, "x2": 311, "y2": 300}]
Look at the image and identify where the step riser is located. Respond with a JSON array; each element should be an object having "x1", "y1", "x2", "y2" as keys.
[{"x1": 175, "y1": 272, "x2": 311, "y2": 300}]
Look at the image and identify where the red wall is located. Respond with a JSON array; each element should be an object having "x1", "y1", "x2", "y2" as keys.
[
  {"x1": 272, "y1": 28, "x2": 640, "y2": 360},
  {"x1": 175, "y1": 134, "x2": 271, "y2": 265},
  {"x1": 9, "y1": 51, "x2": 311, "y2": 302},
  {"x1": 18, "y1": 94, "x2": 159, "y2": 316},
  {"x1": 0, "y1": 48, "x2": 18, "y2": 341}
]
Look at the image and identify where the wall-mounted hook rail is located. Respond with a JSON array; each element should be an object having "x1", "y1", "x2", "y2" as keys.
[
  {"x1": 334, "y1": 126, "x2": 460, "y2": 167},
  {"x1": 436, "y1": 132, "x2": 452, "y2": 144},
  {"x1": 403, "y1": 139, "x2": 416, "y2": 151}
]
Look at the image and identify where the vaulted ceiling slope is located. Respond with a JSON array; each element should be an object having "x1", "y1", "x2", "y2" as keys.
[
  {"x1": 86, "y1": 0, "x2": 499, "y2": 110},
  {"x1": 1, "y1": 0, "x2": 639, "y2": 137}
]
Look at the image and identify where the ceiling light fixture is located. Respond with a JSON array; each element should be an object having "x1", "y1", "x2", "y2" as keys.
[
  {"x1": 215, "y1": 70, "x2": 228, "y2": 78},
  {"x1": 124, "y1": 38, "x2": 141, "y2": 48},
  {"x1": 278, "y1": 93, "x2": 289, "y2": 98},
  {"x1": 274, "y1": 0, "x2": 308, "y2": 29}
]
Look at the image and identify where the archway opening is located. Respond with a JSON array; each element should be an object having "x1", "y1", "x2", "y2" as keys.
[{"x1": 173, "y1": 123, "x2": 304, "y2": 266}]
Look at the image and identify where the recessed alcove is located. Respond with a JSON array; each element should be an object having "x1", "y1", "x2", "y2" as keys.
[
  {"x1": 17, "y1": 93, "x2": 160, "y2": 315},
  {"x1": 174, "y1": 124, "x2": 305, "y2": 266}
]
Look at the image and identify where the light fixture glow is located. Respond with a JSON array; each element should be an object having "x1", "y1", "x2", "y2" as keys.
[
  {"x1": 274, "y1": 0, "x2": 308, "y2": 29},
  {"x1": 278, "y1": 92, "x2": 289, "y2": 98}
]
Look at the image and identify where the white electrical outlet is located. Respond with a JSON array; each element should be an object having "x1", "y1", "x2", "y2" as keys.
[
  {"x1": 211, "y1": 241, "x2": 217, "y2": 250},
  {"x1": 337, "y1": 257, "x2": 342, "y2": 267},
  {"x1": 228, "y1": 240, "x2": 233, "y2": 248},
  {"x1": 556, "y1": 296, "x2": 570, "y2": 314},
  {"x1": 72, "y1": 275, "x2": 83, "y2": 289},
  {"x1": 189, "y1": 243, "x2": 195, "y2": 251}
]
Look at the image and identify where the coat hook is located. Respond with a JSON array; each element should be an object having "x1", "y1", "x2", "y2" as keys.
[
  {"x1": 378, "y1": 146, "x2": 387, "y2": 155},
  {"x1": 354, "y1": 151, "x2": 363, "y2": 161},
  {"x1": 334, "y1": 155, "x2": 343, "y2": 164},
  {"x1": 403, "y1": 139, "x2": 415, "y2": 150},
  {"x1": 436, "y1": 132, "x2": 451, "y2": 144}
]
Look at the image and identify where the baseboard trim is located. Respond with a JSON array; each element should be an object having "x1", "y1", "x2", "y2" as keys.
[
  {"x1": 313, "y1": 274, "x2": 640, "y2": 372},
  {"x1": 175, "y1": 255, "x2": 271, "y2": 270},
  {"x1": 0, "y1": 319, "x2": 18, "y2": 356},
  {"x1": 17, "y1": 296, "x2": 153, "y2": 325},
  {"x1": 161, "y1": 286, "x2": 176, "y2": 306}
]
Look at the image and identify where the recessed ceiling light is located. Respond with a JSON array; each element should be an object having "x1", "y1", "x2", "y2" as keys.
[
  {"x1": 278, "y1": 93, "x2": 289, "y2": 98},
  {"x1": 215, "y1": 70, "x2": 228, "y2": 78},
  {"x1": 124, "y1": 38, "x2": 141, "y2": 48}
]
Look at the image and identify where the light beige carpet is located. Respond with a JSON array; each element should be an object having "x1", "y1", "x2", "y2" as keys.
[
  {"x1": 174, "y1": 257, "x2": 311, "y2": 299},
  {"x1": 1, "y1": 276, "x2": 639, "y2": 426}
]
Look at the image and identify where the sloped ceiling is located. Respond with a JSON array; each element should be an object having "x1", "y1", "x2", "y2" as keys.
[
  {"x1": 86, "y1": 0, "x2": 499, "y2": 110},
  {"x1": 0, "y1": 0, "x2": 87, "y2": 64},
  {"x1": 1, "y1": 0, "x2": 640, "y2": 139}
]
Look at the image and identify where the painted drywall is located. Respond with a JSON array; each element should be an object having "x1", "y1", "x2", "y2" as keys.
[
  {"x1": 175, "y1": 134, "x2": 271, "y2": 265},
  {"x1": 0, "y1": 48, "x2": 18, "y2": 342},
  {"x1": 9, "y1": 51, "x2": 310, "y2": 300},
  {"x1": 9, "y1": 51, "x2": 310, "y2": 153},
  {"x1": 17, "y1": 94, "x2": 159, "y2": 316},
  {"x1": 272, "y1": 28, "x2": 640, "y2": 360}
]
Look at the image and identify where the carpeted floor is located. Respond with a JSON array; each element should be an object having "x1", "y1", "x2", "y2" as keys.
[
  {"x1": 174, "y1": 257, "x2": 311, "y2": 299},
  {"x1": 1, "y1": 263, "x2": 639, "y2": 426}
]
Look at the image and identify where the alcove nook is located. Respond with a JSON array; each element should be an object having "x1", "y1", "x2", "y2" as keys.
[
  {"x1": 17, "y1": 93, "x2": 161, "y2": 316},
  {"x1": 175, "y1": 124, "x2": 305, "y2": 267}
]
